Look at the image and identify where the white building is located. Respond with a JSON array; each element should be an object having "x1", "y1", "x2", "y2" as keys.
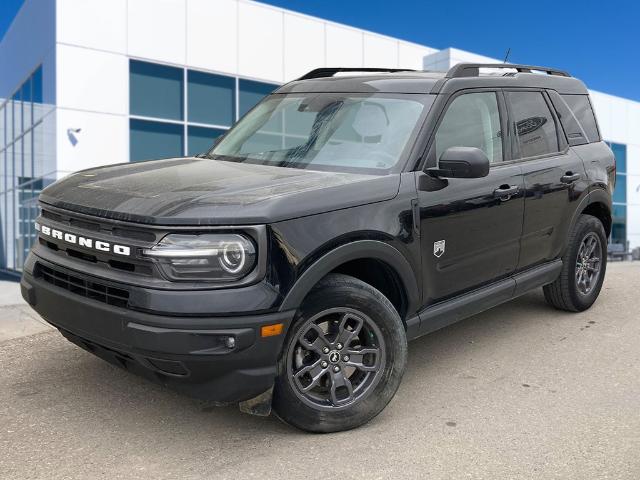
[{"x1": 0, "y1": 0, "x2": 638, "y2": 272}]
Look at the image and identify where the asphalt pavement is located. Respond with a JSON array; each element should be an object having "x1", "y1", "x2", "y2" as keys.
[{"x1": 1, "y1": 263, "x2": 639, "y2": 480}]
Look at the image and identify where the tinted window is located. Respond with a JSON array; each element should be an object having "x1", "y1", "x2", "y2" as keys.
[
  {"x1": 562, "y1": 94, "x2": 600, "y2": 143},
  {"x1": 435, "y1": 92, "x2": 503, "y2": 164},
  {"x1": 130, "y1": 61, "x2": 183, "y2": 121},
  {"x1": 187, "y1": 125, "x2": 226, "y2": 156},
  {"x1": 610, "y1": 142, "x2": 626, "y2": 173},
  {"x1": 130, "y1": 119, "x2": 184, "y2": 161},
  {"x1": 507, "y1": 91, "x2": 558, "y2": 158},
  {"x1": 238, "y1": 79, "x2": 277, "y2": 117},
  {"x1": 187, "y1": 71, "x2": 235, "y2": 126}
]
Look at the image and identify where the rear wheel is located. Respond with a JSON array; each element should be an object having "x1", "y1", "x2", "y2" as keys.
[
  {"x1": 273, "y1": 273, "x2": 407, "y2": 433},
  {"x1": 543, "y1": 214, "x2": 607, "y2": 312}
]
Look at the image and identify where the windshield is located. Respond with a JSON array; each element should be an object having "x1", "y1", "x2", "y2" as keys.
[{"x1": 207, "y1": 93, "x2": 433, "y2": 174}]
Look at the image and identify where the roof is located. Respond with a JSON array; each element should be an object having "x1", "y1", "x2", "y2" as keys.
[{"x1": 275, "y1": 64, "x2": 590, "y2": 96}]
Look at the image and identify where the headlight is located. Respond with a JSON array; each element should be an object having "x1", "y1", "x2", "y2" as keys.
[{"x1": 143, "y1": 233, "x2": 256, "y2": 282}]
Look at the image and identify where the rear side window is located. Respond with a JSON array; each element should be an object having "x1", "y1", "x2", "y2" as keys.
[
  {"x1": 561, "y1": 94, "x2": 601, "y2": 143},
  {"x1": 506, "y1": 91, "x2": 559, "y2": 158}
]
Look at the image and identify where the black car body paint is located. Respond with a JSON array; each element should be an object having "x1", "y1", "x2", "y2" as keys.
[{"x1": 21, "y1": 64, "x2": 614, "y2": 411}]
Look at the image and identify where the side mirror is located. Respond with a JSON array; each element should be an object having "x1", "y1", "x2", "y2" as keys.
[{"x1": 427, "y1": 147, "x2": 490, "y2": 179}]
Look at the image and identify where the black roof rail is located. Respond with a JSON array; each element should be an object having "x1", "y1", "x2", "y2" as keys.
[
  {"x1": 297, "y1": 67, "x2": 416, "y2": 81},
  {"x1": 446, "y1": 63, "x2": 571, "y2": 78}
]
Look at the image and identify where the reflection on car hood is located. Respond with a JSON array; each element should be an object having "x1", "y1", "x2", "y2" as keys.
[{"x1": 39, "y1": 157, "x2": 401, "y2": 225}]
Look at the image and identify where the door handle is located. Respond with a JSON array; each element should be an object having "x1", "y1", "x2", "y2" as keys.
[
  {"x1": 561, "y1": 172, "x2": 581, "y2": 184},
  {"x1": 493, "y1": 185, "x2": 519, "y2": 201}
]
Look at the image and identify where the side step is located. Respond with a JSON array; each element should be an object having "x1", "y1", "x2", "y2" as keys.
[{"x1": 407, "y1": 260, "x2": 562, "y2": 341}]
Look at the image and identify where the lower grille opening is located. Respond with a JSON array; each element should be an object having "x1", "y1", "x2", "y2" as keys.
[
  {"x1": 35, "y1": 263, "x2": 130, "y2": 308},
  {"x1": 67, "y1": 248, "x2": 98, "y2": 263},
  {"x1": 39, "y1": 238, "x2": 59, "y2": 251},
  {"x1": 109, "y1": 259, "x2": 135, "y2": 272}
]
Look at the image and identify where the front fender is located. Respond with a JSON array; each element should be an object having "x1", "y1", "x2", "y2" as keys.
[{"x1": 278, "y1": 240, "x2": 420, "y2": 315}]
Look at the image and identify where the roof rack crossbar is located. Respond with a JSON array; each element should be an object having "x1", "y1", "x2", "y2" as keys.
[
  {"x1": 297, "y1": 67, "x2": 416, "y2": 81},
  {"x1": 446, "y1": 63, "x2": 571, "y2": 79}
]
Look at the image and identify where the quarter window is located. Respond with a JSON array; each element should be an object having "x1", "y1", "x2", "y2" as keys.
[
  {"x1": 561, "y1": 94, "x2": 600, "y2": 143},
  {"x1": 434, "y1": 92, "x2": 503, "y2": 164},
  {"x1": 507, "y1": 91, "x2": 559, "y2": 158}
]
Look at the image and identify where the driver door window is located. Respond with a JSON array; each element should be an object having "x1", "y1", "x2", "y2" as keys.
[{"x1": 434, "y1": 92, "x2": 503, "y2": 164}]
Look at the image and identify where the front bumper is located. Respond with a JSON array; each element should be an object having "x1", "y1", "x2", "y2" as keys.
[{"x1": 21, "y1": 261, "x2": 295, "y2": 404}]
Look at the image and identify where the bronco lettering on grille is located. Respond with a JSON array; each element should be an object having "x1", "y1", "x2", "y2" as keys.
[{"x1": 35, "y1": 222, "x2": 131, "y2": 256}]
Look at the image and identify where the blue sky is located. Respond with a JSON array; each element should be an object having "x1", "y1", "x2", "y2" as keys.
[{"x1": 2, "y1": 0, "x2": 638, "y2": 100}]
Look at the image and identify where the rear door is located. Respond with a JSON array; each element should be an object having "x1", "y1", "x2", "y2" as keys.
[
  {"x1": 504, "y1": 90, "x2": 588, "y2": 269},
  {"x1": 417, "y1": 90, "x2": 524, "y2": 305}
]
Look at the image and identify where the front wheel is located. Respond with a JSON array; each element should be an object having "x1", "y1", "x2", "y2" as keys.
[
  {"x1": 273, "y1": 274, "x2": 407, "y2": 433},
  {"x1": 543, "y1": 214, "x2": 607, "y2": 312}
]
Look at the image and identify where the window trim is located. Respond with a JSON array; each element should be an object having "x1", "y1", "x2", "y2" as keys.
[{"x1": 501, "y1": 88, "x2": 570, "y2": 165}]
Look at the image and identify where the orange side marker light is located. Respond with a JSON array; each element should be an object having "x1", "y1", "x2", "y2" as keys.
[{"x1": 261, "y1": 323, "x2": 284, "y2": 337}]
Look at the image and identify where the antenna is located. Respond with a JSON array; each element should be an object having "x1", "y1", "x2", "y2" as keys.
[{"x1": 503, "y1": 48, "x2": 511, "y2": 63}]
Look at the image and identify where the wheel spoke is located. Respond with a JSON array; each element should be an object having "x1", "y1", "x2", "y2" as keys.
[
  {"x1": 329, "y1": 370, "x2": 354, "y2": 406},
  {"x1": 575, "y1": 232, "x2": 603, "y2": 296},
  {"x1": 299, "y1": 323, "x2": 331, "y2": 354},
  {"x1": 586, "y1": 262, "x2": 599, "y2": 272},
  {"x1": 293, "y1": 359, "x2": 327, "y2": 393},
  {"x1": 336, "y1": 313, "x2": 364, "y2": 347},
  {"x1": 345, "y1": 347, "x2": 381, "y2": 372}
]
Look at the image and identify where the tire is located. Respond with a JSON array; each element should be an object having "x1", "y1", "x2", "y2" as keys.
[
  {"x1": 543, "y1": 214, "x2": 607, "y2": 312},
  {"x1": 273, "y1": 273, "x2": 407, "y2": 433}
]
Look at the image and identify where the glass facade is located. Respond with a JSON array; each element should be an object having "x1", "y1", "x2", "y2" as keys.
[
  {"x1": 129, "y1": 60, "x2": 278, "y2": 162},
  {"x1": 608, "y1": 142, "x2": 627, "y2": 245},
  {"x1": 0, "y1": 65, "x2": 48, "y2": 271}
]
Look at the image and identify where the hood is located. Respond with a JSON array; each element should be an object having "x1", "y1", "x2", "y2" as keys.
[{"x1": 40, "y1": 158, "x2": 400, "y2": 225}]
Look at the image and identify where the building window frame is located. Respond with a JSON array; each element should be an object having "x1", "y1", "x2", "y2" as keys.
[{"x1": 128, "y1": 58, "x2": 279, "y2": 162}]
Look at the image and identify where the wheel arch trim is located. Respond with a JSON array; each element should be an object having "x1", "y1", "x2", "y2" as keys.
[
  {"x1": 278, "y1": 240, "x2": 420, "y2": 318},
  {"x1": 573, "y1": 188, "x2": 612, "y2": 234}
]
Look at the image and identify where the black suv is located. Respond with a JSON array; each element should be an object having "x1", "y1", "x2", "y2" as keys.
[{"x1": 21, "y1": 63, "x2": 615, "y2": 432}]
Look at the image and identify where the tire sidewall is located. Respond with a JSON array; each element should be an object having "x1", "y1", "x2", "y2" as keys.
[
  {"x1": 566, "y1": 216, "x2": 608, "y2": 311},
  {"x1": 273, "y1": 275, "x2": 407, "y2": 433}
]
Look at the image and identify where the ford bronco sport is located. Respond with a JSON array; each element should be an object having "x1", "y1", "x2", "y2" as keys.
[{"x1": 21, "y1": 63, "x2": 614, "y2": 432}]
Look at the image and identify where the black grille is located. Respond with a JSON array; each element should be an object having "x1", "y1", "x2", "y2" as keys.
[
  {"x1": 41, "y1": 208, "x2": 158, "y2": 242},
  {"x1": 36, "y1": 263, "x2": 130, "y2": 308}
]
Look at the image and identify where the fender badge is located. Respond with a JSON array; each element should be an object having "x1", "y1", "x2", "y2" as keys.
[{"x1": 433, "y1": 240, "x2": 445, "y2": 258}]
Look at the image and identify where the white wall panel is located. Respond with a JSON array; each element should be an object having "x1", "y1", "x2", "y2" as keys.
[
  {"x1": 609, "y1": 96, "x2": 628, "y2": 144},
  {"x1": 627, "y1": 174, "x2": 640, "y2": 204},
  {"x1": 399, "y1": 43, "x2": 436, "y2": 70},
  {"x1": 56, "y1": 108, "x2": 128, "y2": 175},
  {"x1": 363, "y1": 34, "x2": 397, "y2": 67},
  {"x1": 627, "y1": 144, "x2": 640, "y2": 176},
  {"x1": 57, "y1": 0, "x2": 127, "y2": 53},
  {"x1": 325, "y1": 24, "x2": 362, "y2": 67},
  {"x1": 627, "y1": 146, "x2": 640, "y2": 246},
  {"x1": 128, "y1": 0, "x2": 186, "y2": 65},
  {"x1": 626, "y1": 102, "x2": 640, "y2": 147},
  {"x1": 238, "y1": 2, "x2": 283, "y2": 82},
  {"x1": 56, "y1": 45, "x2": 127, "y2": 115},
  {"x1": 590, "y1": 91, "x2": 613, "y2": 141},
  {"x1": 187, "y1": 0, "x2": 237, "y2": 75},
  {"x1": 283, "y1": 13, "x2": 325, "y2": 81}
]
